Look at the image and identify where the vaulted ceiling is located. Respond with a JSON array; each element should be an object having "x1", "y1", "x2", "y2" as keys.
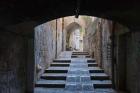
[{"x1": 0, "y1": 0, "x2": 140, "y2": 30}]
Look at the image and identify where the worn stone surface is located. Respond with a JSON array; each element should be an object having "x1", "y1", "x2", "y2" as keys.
[
  {"x1": 35, "y1": 51, "x2": 125, "y2": 93},
  {"x1": 0, "y1": 31, "x2": 32, "y2": 93},
  {"x1": 83, "y1": 18, "x2": 112, "y2": 77},
  {"x1": 82, "y1": 17, "x2": 140, "y2": 93},
  {"x1": 65, "y1": 58, "x2": 93, "y2": 91},
  {"x1": 83, "y1": 16, "x2": 140, "y2": 93},
  {"x1": 34, "y1": 16, "x2": 90, "y2": 80},
  {"x1": 35, "y1": 23, "x2": 54, "y2": 80},
  {"x1": 83, "y1": 18, "x2": 102, "y2": 67},
  {"x1": 125, "y1": 31, "x2": 140, "y2": 93}
]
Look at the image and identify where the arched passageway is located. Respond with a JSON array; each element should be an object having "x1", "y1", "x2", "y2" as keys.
[
  {"x1": 0, "y1": 1, "x2": 140, "y2": 93},
  {"x1": 34, "y1": 15, "x2": 140, "y2": 93},
  {"x1": 65, "y1": 22, "x2": 83, "y2": 51}
]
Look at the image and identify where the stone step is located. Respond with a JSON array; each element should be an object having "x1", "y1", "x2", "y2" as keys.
[
  {"x1": 35, "y1": 80, "x2": 65, "y2": 88},
  {"x1": 42, "y1": 73, "x2": 67, "y2": 76},
  {"x1": 72, "y1": 51, "x2": 88, "y2": 53},
  {"x1": 45, "y1": 70, "x2": 68, "y2": 73},
  {"x1": 88, "y1": 63, "x2": 98, "y2": 67},
  {"x1": 72, "y1": 52, "x2": 88, "y2": 53},
  {"x1": 71, "y1": 55, "x2": 91, "y2": 58},
  {"x1": 72, "y1": 52, "x2": 88, "y2": 54},
  {"x1": 72, "y1": 54, "x2": 89, "y2": 56},
  {"x1": 47, "y1": 67, "x2": 69, "y2": 70},
  {"x1": 50, "y1": 63, "x2": 70, "y2": 67},
  {"x1": 94, "y1": 88, "x2": 117, "y2": 93},
  {"x1": 41, "y1": 73, "x2": 67, "y2": 80},
  {"x1": 45, "y1": 67, "x2": 68, "y2": 73},
  {"x1": 89, "y1": 67, "x2": 104, "y2": 73},
  {"x1": 53, "y1": 59, "x2": 71, "y2": 63},
  {"x1": 92, "y1": 80, "x2": 112, "y2": 88},
  {"x1": 72, "y1": 51, "x2": 88, "y2": 52},
  {"x1": 71, "y1": 55, "x2": 78, "y2": 58},
  {"x1": 91, "y1": 73, "x2": 110, "y2": 80},
  {"x1": 65, "y1": 83, "x2": 93, "y2": 91},
  {"x1": 89, "y1": 67, "x2": 104, "y2": 70},
  {"x1": 72, "y1": 54, "x2": 89, "y2": 55},
  {"x1": 85, "y1": 55, "x2": 91, "y2": 58},
  {"x1": 87, "y1": 59, "x2": 96, "y2": 63}
]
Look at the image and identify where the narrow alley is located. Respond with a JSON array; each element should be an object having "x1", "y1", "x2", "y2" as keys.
[
  {"x1": 33, "y1": 15, "x2": 139, "y2": 93},
  {"x1": 35, "y1": 51, "x2": 114, "y2": 93},
  {"x1": 0, "y1": 1, "x2": 140, "y2": 93}
]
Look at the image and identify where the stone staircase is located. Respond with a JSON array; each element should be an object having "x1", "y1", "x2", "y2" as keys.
[
  {"x1": 36, "y1": 61, "x2": 68, "y2": 88},
  {"x1": 35, "y1": 51, "x2": 114, "y2": 93}
]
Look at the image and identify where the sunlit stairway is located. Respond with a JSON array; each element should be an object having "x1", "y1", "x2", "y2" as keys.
[
  {"x1": 35, "y1": 51, "x2": 113, "y2": 93},
  {"x1": 35, "y1": 59, "x2": 70, "y2": 88},
  {"x1": 71, "y1": 52, "x2": 112, "y2": 89}
]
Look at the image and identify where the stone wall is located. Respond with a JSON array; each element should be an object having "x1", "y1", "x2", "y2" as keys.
[
  {"x1": 125, "y1": 31, "x2": 140, "y2": 93},
  {"x1": 34, "y1": 16, "x2": 140, "y2": 93},
  {"x1": 83, "y1": 18, "x2": 112, "y2": 77},
  {"x1": 101, "y1": 20, "x2": 112, "y2": 77},
  {"x1": 113, "y1": 23, "x2": 129, "y2": 90},
  {"x1": 115, "y1": 26, "x2": 140, "y2": 93},
  {"x1": 56, "y1": 19, "x2": 63, "y2": 56},
  {"x1": 34, "y1": 16, "x2": 90, "y2": 79},
  {"x1": 84, "y1": 18, "x2": 140, "y2": 93},
  {"x1": 84, "y1": 18, "x2": 101, "y2": 65},
  {"x1": 35, "y1": 19, "x2": 64, "y2": 80},
  {"x1": 0, "y1": 31, "x2": 32, "y2": 93},
  {"x1": 35, "y1": 22, "x2": 54, "y2": 80}
]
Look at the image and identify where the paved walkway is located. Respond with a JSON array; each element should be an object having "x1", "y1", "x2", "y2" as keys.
[
  {"x1": 35, "y1": 51, "x2": 124, "y2": 93},
  {"x1": 65, "y1": 58, "x2": 93, "y2": 92}
]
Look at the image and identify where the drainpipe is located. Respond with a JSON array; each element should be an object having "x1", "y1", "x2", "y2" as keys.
[
  {"x1": 55, "y1": 19, "x2": 57, "y2": 58},
  {"x1": 111, "y1": 22, "x2": 116, "y2": 89}
]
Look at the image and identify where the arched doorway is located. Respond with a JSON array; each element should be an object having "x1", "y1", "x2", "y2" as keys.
[{"x1": 65, "y1": 22, "x2": 84, "y2": 51}]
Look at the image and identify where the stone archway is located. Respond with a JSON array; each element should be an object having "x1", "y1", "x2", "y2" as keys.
[{"x1": 65, "y1": 22, "x2": 84, "y2": 51}]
